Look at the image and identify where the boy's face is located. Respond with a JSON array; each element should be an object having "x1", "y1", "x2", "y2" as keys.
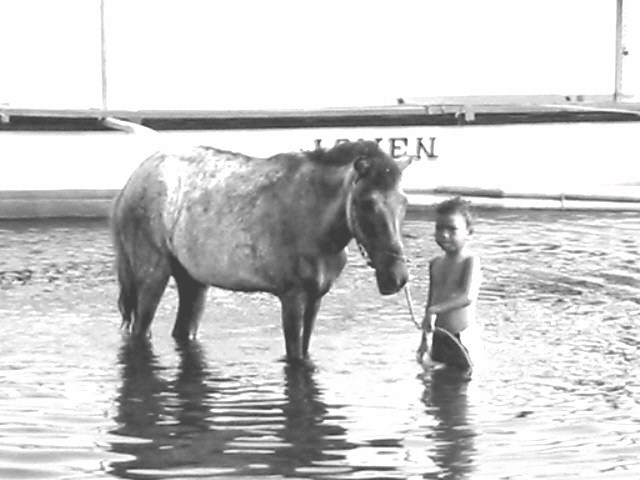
[{"x1": 434, "y1": 212, "x2": 470, "y2": 254}]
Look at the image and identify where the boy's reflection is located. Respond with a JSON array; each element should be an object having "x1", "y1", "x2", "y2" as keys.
[
  {"x1": 422, "y1": 370, "x2": 477, "y2": 479},
  {"x1": 109, "y1": 340, "x2": 351, "y2": 478}
]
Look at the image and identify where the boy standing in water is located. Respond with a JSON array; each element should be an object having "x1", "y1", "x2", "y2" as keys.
[{"x1": 416, "y1": 197, "x2": 482, "y2": 371}]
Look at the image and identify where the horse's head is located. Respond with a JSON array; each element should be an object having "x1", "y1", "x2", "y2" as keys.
[{"x1": 344, "y1": 142, "x2": 412, "y2": 295}]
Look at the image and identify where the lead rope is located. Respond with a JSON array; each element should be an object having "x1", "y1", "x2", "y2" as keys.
[
  {"x1": 404, "y1": 284, "x2": 422, "y2": 330},
  {"x1": 345, "y1": 190, "x2": 421, "y2": 330}
]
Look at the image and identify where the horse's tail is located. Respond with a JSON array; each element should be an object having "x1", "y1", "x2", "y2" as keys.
[
  {"x1": 106, "y1": 118, "x2": 157, "y2": 331},
  {"x1": 111, "y1": 194, "x2": 136, "y2": 331}
]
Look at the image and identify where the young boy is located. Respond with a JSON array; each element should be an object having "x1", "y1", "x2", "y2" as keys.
[{"x1": 416, "y1": 196, "x2": 482, "y2": 371}]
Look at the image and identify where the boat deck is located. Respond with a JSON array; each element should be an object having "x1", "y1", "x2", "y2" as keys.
[{"x1": 4, "y1": 96, "x2": 640, "y2": 130}]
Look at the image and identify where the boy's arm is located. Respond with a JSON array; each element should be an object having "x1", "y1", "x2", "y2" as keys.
[
  {"x1": 417, "y1": 260, "x2": 436, "y2": 361},
  {"x1": 427, "y1": 256, "x2": 481, "y2": 316},
  {"x1": 422, "y1": 260, "x2": 436, "y2": 331}
]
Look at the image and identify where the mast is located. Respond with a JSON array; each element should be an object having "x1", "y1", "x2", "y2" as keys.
[
  {"x1": 100, "y1": 0, "x2": 108, "y2": 110},
  {"x1": 614, "y1": 0, "x2": 625, "y2": 101}
]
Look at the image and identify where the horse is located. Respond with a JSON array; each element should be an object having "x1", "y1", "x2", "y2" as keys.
[{"x1": 111, "y1": 139, "x2": 411, "y2": 362}]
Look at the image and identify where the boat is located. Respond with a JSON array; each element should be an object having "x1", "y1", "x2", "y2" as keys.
[{"x1": 2, "y1": 1, "x2": 640, "y2": 218}]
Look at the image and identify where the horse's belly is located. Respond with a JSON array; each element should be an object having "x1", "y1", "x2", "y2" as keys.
[
  {"x1": 201, "y1": 262, "x2": 278, "y2": 293},
  {"x1": 175, "y1": 241, "x2": 281, "y2": 293},
  {"x1": 170, "y1": 218, "x2": 287, "y2": 293}
]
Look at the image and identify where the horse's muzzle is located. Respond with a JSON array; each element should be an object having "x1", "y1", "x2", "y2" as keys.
[{"x1": 375, "y1": 258, "x2": 408, "y2": 295}]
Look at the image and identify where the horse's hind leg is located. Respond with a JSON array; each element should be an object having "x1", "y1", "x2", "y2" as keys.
[
  {"x1": 171, "y1": 258, "x2": 208, "y2": 341},
  {"x1": 131, "y1": 258, "x2": 171, "y2": 337}
]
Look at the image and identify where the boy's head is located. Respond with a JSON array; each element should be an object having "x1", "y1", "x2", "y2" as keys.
[
  {"x1": 435, "y1": 196, "x2": 474, "y2": 234},
  {"x1": 433, "y1": 197, "x2": 474, "y2": 254}
]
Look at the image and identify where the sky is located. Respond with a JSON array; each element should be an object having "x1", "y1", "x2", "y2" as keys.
[{"x1": 0, "y1": 0, "x2": 634, "y2": 111}]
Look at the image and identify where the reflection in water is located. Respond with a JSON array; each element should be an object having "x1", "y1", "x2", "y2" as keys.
[
  {"x1": 108, "y1": 339, "x2": 353, "y2": 478},
  {"x1": 272, "y1": 364, "x2": 350, "y2": 477},
  {"x1": 422, "y1": 370, "x2": 476, "y2": 480}
]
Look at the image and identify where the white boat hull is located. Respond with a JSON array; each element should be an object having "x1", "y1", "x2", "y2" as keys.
[{"x1": 2, "y1": 121, "x2": 640, "y2": 218}]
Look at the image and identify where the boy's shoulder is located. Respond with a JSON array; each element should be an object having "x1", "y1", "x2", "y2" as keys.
[{"x1": 463, "y1": 252, "x2": 481, "y2": 265}]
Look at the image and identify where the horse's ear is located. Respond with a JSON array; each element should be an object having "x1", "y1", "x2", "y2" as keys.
[
  {"x1": 395, "y1": 155, "x2": 416, "y2": 171},
  {"x1": 354, "y1": 156, "x2": 371, "y2": 177}
]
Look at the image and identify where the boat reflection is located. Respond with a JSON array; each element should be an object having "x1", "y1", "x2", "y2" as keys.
[{"x1": 108, "y1": 338, "x2": 354, "y2": 478}]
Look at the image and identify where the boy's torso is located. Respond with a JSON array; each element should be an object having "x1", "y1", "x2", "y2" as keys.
[{"x1": 431, "y1": 253, "x2": 476, "y2": 333}]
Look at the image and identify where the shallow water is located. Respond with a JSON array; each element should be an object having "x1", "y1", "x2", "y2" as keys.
[{"x1": 0, "y1": 210, "x2": 639, "y2": 479}]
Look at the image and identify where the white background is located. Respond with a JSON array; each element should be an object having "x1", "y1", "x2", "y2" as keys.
[{"x1": 0, "y1": 0, "x2": 629, "y2": 110}]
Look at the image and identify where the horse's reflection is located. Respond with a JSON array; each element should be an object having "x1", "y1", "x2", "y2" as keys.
[
  {"x1": 111, "y1": 337, "x2": 168, "y2": 437},
  {"x1": 171, "y1": 340, "x2": 214, "y2": 430},
  {"x1": 109, "y1": 340, "x2": 350, "y2": 478},
  {"x1": 109, "y1": 338, "x2": 219, "y2": 476},
  {"x1": 421, "y1": 370, "x2": 477, "y2": 479},
  {"x1": 272, "y1": 363, "x2": 351, "y2": 475}
]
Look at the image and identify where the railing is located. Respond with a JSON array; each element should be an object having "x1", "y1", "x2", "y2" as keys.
[{"x1": 3, "y1": 95, "x2": 640, "y2": 130}]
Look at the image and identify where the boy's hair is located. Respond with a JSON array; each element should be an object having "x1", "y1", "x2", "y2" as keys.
[{"x1": 435, "y1": 196, "x2": 475, "y2": 233}]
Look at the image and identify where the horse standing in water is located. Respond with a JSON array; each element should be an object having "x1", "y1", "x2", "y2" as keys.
[{"x1": 111, "y1": 139, "x2": 410, "y2": 362}]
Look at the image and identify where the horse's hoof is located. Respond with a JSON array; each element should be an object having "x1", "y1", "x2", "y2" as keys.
[
  {"x1": 283, "y1": 356, "x2": 316, "y2": 371},
  {"x1": 172, "y1": 330, "x2": 197, "y2": 343},
  {"x1": 123, "y1": 334, "x2": 152, "y2": 349},
  {"x1": 173, "y1": 336, "x2": 195, "y2": 350}
]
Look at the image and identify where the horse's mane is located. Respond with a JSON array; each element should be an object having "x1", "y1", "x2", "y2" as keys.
[
  {"x1": 196, "y1": 145, "x2": 255, "y2": 162},
  {"x1": 307, "y1": 140, "x2": 385, "y2": 166}
]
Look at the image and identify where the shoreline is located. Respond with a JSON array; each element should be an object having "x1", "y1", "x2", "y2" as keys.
[{"x1": 1, "y1": 187, "x2": 639, "y2": 220}]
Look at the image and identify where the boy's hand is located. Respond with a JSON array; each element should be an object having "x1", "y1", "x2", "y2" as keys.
[
  {"x1": 416, "y1": 333, "x2": 428, "y2": 362},
  {"x1": 422, "y1": 312, "x2": 435, "y2": 332}
]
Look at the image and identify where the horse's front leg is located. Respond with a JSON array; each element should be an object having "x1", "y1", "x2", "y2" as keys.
[
  {"x1": 302, "y1": 295, "x2": 322, "y2": 358},
  {"x1": 279, "y1": 290, "x2": 308, "y2": 361}
]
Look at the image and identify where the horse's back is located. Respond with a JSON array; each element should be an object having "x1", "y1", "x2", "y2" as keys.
[
  {"x1": 116, "y1": 145, "x2": 293, "y2": 224},
  {"x1": 117, "y1": 145, "x2": 313, "y2": 291}
]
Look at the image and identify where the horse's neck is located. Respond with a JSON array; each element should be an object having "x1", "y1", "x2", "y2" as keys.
[{"x1": 312, "y1": 166, "x2": 355, "y2": 254}]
